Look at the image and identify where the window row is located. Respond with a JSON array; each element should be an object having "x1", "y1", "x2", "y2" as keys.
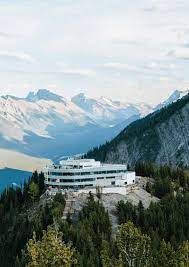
[
  {"x1": 48, "y1": 169, "x2": 127, "y2": 176},
  {"x1": 48, "y1": 178, "x2": 95, "y2": 183},
  {"x1": 48, "y1": 176, "x2": 116, "y2": 183}
]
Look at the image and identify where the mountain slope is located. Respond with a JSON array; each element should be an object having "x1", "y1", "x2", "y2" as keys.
[
  {"x1": 0, "y1": 89, "x2": 93, "y2": 142},
  {"x1": 86, "y1": 93, "x2": 189, "y2": 167},
  {"x1": 0, "y1": 90, "x2": 101, "y2": 159},
  {"x1": 155, "y1": 89, "x2": 189, "y2": 110}
]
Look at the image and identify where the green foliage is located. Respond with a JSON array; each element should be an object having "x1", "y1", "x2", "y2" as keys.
[
  {"x1": 100, "y1": 240, "x2": 111, "y2": 267},
  {"x1": 116, "y1": 222, "x2": 152, "y2": 267},
  {"x1": 116, "y1": 222, "x2": 189, "y2": 267},
  {"x1": 52, "y1": 192, "x2": 66, "y2": 220},
  {"x1": 177, "y1": 241, "x2": 189, "y2": 266},
  {"x1": 136, "y1": 162, "x2": 189, "y2": 197},
  {"x1": 59, "y1": 194, "x2": 112, "y2": 267},
  {"x1": 29, "y1": 181, "x2": 39, "y2": 203},
  {"x1": 117, "y1": 193, "x2": 189, "y2": 248},
  {"x1": 154, "y1": 240, "x2": 180, "y2": 267},
  {"x1": 24, "y1": 226, "x2": 77, "y2": 267},
  {"x1": 0, "y1": 172, "x2": 53, "y2": 267},
  {"x1": 152, "y1": 240, "x2": 189, "y2": 267},
  {"x1": 1, "y1": 165, "x2": 189, "y2": 267}
]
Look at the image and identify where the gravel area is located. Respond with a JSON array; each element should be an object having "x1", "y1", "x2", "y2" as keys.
[{"x1": 65, "y1": 182, "x2": 159, "y2": 233}]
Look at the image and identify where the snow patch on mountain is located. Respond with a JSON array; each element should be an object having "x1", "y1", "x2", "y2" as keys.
[
  {"x1": 155, "y1": 89, "x2": 189, "y2": 110},
  {"x1": 71, "y1": 93, "x2": 153, "y2": 126}
]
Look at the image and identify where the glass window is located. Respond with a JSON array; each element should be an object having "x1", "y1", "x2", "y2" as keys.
[{"x1": 107, "y1": 170, "x2": 115, "y2": 174}]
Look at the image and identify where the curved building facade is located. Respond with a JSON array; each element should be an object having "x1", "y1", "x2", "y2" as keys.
[{"x1": 44, "y1": 158, "x2": 135, "y2": 191}]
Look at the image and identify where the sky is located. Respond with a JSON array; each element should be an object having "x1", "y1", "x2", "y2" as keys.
[{"x1": 0, "y1": 0, "x2": 189, "y2": 105}]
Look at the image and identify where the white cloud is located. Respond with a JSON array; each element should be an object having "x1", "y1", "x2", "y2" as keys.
[
  {"x1": 0, "y1": 51, "x2": 35, "y2": 64},
  {"x1": 101, "y1": 62, "x2": 145, "y2": 72},
  {"x1": 167, "y1": 48, "x2": 189, "y2": 60},
  {"x1": 60, "y1": 68, "x2": 96, "y2": 77},
  {"x1": 56, "y1": 62, "x2": 96, "y2": 77},
  {"x1": 101, "y1": 61, "x2": 175, "y2": 76},
  {"x1": 0, "y1": 0, "x2": 188, "y2": 104},
  {"x1": 0, "y1": 31, "x2": 15, "y2": 38},
  {"x1": 144, "y1": 62, "x2": 175, "y2": 71},
  {"x1": 102, "y1": 62, "x2": 136, "y2": 71}
]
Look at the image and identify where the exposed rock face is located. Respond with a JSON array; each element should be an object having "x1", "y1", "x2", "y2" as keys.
[
  {"x1": 155, "y1": 103, "x2": 189, "y2": 166},
  {"x1": 87, "y1": 94, "x2": 189, "y2": 167}
]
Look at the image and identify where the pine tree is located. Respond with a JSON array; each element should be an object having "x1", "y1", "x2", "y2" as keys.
[
  {"x1": 100, "y1": 240, "x2": 111, "y2": 267},
  {"x1": 29, "y1": 182, "x2": 39, "y2": 203}
]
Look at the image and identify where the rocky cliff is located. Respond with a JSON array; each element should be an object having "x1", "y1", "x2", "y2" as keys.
[{"x1": 86, "y1": 93, "x2": 189, "y2": 167}]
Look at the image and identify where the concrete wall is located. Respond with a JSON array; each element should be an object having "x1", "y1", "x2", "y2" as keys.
[{"x1": 125, "y1": 172, "x2": 136, "y2": 185}]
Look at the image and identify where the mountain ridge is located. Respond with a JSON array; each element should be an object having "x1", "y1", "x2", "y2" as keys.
[
  {"x1": 26, "y1": 89, "x2": 66, "y2": 103},
  {"x1": 0, "y1": 89, "x2": 153, "y2": 160},
  {"x1": 155, "y1": 89, "x2": 189, "y2": 110},
  {"x1": 0, "y1": 88, "x2": 187, "y2": 163},
  {"x1": 85, "y1": 92, "x2": 189, "y2": 167}
]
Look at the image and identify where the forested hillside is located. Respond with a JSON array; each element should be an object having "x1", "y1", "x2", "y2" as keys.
[
  {"x1": 86, "y1": 93, "x2": 189, "y2": 167},
  {"x1": 0, "y1": 164, "x2": 189, "y2": 266}
]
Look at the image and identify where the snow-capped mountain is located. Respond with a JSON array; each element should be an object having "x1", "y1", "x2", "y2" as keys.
[
  {"x1": 0, "y1": 88, "x2": 187, "y2": 163},
  {"x1": 26, "y1": 89, "x2": 65, "y2": 103},
  {"x1": 0, "y1": 89, "x2": 154, "y2": 161},
  {"x1": 155, "y1": 89, "x2": 189, "y2": 111},
  {"x1": 71, "y1": 93, "x2": 152, "y2": 126},
  {"x1": 0, "y1": 90, "x2": 92, "y2": 143}
]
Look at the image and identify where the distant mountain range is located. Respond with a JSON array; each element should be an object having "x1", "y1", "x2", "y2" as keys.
[
  {"x1": 86, "y1": 91, "x2": 189, "y2": 167},
  {"x1": 0, "y1": 88, "x2": 188, "y2": 168},
  {"x1": 71, "y1": 93, "x2": 152, "y2": 126}
]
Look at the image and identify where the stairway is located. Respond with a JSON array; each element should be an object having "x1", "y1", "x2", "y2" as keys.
[{"x1": 62, "y1": 194, "x2": 75, "y2": 220}]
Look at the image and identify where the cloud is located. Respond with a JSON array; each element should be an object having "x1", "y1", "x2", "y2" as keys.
[
  {"x1": 167, "y1": 48, "x2": 189, "y2": 60},
  {"x1": 0, "y1": 51, "x2": 35, "y2": 64},
  {"x1": 144, "y1": 62, "x2": 175, "y2": 71},
  {"x1": 0, "y1": 31, "x2": 20, "y2": 39},
  {"x1": 56, "y1": 62, "x2": 96, "y2": 77},
  {"x1": 101, "y1": 61, "x2": 173, "y2": 75},
  {"x1": 0, "y1": 32, "x2": 13, "y2": 38},
  {"x1": 0, "y1": 0, "x2": 188, "y2": 105},
  {"x1": 60, "y1": 67, "x2": 95, "y2": 77},
  {"x1": 101, "y1": 62, "x2": 140, "y2": 72}
]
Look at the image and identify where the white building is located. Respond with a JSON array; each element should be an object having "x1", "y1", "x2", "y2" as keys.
[{"x1": 44, "y1": 158, "x2": 135, "y2": 192}]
